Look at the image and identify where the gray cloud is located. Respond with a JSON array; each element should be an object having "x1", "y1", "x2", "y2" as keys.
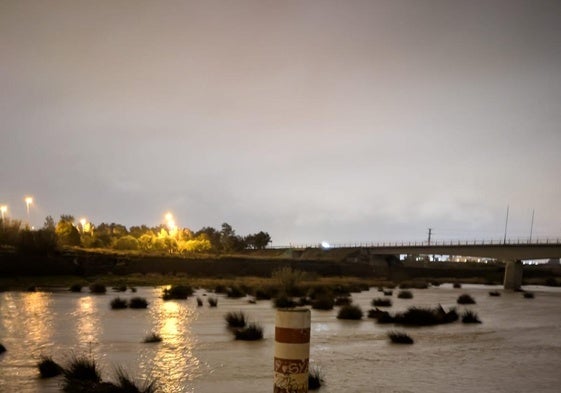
[{"x1": 1, "y1": 0, "x2": 560, "y2": 244}]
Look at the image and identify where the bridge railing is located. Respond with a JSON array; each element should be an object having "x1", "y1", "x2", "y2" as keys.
[{"x1": 269, "y1": 237, "x2": 561, "y2": 250}]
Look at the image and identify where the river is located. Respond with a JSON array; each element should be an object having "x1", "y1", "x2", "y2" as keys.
[{"x1": 1, "y1": 284, "x2": 560, "y2": 392}]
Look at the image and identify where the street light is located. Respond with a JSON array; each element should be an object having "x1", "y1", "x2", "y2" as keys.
[{"x1": 24, "y1": 196, "x2": 33, "y2": 227}]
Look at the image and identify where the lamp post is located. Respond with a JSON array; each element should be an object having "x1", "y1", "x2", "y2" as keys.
[{"x1": 25, "y1": 196, "x2": 33, "y2": 227}]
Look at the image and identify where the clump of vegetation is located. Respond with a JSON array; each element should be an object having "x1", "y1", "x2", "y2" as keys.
[
  {"x1": 254, "y1": 287, "x2": 275, "y2": 300},
  {"x1": 388, "y1": 331, "x2": 414, "y2": 344},
  {"x1": 308, "y1": 365, "x2": 324, "y2": 390},
  {"x1": 0, "y1": 343, "x2": 6, "y2": 354},
  {"x1": 162, "y1": 285, "x2": 193, "y2": 300},
  {"x1": 393, "y1": 305, "x2": 458, "y2": 326},
  {"x1": 114, "y1": 368, "x2": 157, "y2": 393},
  {"x1": 311, "y1": 296, "x2": 334, "y2": 310},
  {"x1": 38, "y1": 355, "x2": 63, "y2": 378},
  {"x1": 273, "y1": 295, "x2": 297, "y2": 308},
  {"x1": 208, "y1": 297, "x2": 218, "y2": 307},
  {"x1": 226, "y1": 286, "x2": 245, "y2": 298},
  {"x1": 112, "y1": 285, "x2": 127, "y2": 292},
  {"x1": 89, "y1": 283, "x2": 107, "y2": 294},
  {"x1": 461, "y1": 310, "x2": 482, "y2": 324},
  {"x1": 129, "y1": 287, "x2": 137, "y2": 293},
  {"x1": 214, "y1": 284, "x2": 227, "y2": 294},
  {"x1": 397, "y1": 290, "x2": 413, "y2": 299},
  {"x1": 143, "y1": 332, "x2": 163, "y2": 343},
  {"x1": 523, "y1": 292, "x2": 535, "y2": 299},
  {"x1": 272, "y1": 266, "x2": 306, "y2": 296},
  {"x1": 69, "y1": 284, "x2": 82, "y2": 293},
  {"x1": 129, "y1": 297, "x2": 149, "y2": 309},
  {"x1": 334, "y1": 296, "x2": 352, "y2": 306},
  {"x1": 225, "y1": 311, "x2": 247, "y2": 328},
  {"x1": 196, "y1": 297, "x2": 203, "y2": 307},
  {"x1": 399, "y1": 280, "x2": 428, "y2": 289},
  {"x1": 383, "y1": 290, "x2": 393, "y2": 296},
  {"x1": 234, "y1": 322, "x2": 263, "y2": 341},
  {"x1": 61, "y1": 354, "x2": 158, "y2": 393},
  {"x1": 453, "y1": 282, "x2": 462, "y2": 288},
  {"x1": 110, "y1": 297, "x2": 128, "y2": 310},
  {"x1": 457, "y1": 294, "x2": 476, "y2": 304},
  {"x1": 337, "y1": 304, "x2": 363, "y2": 320},
  {"x1": 372, "y1": 298, "x2": 392, "y2": 307},
  {"x1": 62, "y1": 356, "x2": 102, "y2": 391},
  {"x1": 489, "y1": 290, "x2": 501, "y2": 297}
]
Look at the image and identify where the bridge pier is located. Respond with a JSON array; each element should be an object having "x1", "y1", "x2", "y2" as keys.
[{"x1": 503, "y1": 260, "x2": 523, "y2": 290}]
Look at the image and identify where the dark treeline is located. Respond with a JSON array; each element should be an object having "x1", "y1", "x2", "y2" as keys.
[{"x1": 0, "y1": 216, "x2": 271, "y2": 256}]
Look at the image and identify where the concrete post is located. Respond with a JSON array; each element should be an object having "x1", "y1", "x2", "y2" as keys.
[
  {"x1": 274, "y1": 308, "x2": 311, "y2": 393},
  {"x1": 504, "y1": 260, "x2": 523, "y2": 290}
]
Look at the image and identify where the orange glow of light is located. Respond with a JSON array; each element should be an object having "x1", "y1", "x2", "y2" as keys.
[{"x1": 164, "y1": 212, "x2": 177, "y2": 234}]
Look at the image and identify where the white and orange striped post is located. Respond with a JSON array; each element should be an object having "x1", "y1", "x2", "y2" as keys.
[{"x1": 274, "y1": 308, "x2": 311, "y2": 393}]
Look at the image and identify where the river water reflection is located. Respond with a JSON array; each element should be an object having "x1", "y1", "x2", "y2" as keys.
[{"x1": 1, "y1": 285, "x2": 561, "y2": 392}]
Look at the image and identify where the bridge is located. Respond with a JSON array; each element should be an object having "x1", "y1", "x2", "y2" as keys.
[{"x1": 277, "y1": 238, "x2": 561, "y2": 290}]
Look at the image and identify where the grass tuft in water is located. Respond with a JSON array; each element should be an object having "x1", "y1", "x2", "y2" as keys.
[
  {"x1": 372, "y1": 297, "x2": 392, "y2": 307},
  {"x1": 311, "y1": 296, "x2": 334, "y2": 310},
  {"x1": 62, "y1": 356, "x2": 102, "y2": 392},
  {"x1": 0, "y1": 343, "x2": 6, "y2": 354},
  {"x1": 114, "y1": 367, "x2": 158, "y2": 393},
  {"x1": 337, "y1": 304, "x2": 363, "y2": 320},
  {"x1": 388, "y1": 331, "x2": 414, "y2": 344},
  {"x1": 523, "y1": 292, "x2": 535, "y2": 299},
  {"x1": 162, "y1": 285, "x2": 193, "y2": 300},
  {"x1": 457, "y1": 294, "x2": 476, "y2": 304},
  {"x1": 273, "y1": 295, "x2": 297, "y2": 308},
  {"x1": 110, "y1": 297, "x2": 128, "y2": 310},
  {"x1": 207, "y1": 297, "x2": 218, "y2": 307},
  {"x1": 69, "y1": 284, "x2": 82, "y2": 293},
  {"x1": 461, "y1": 310, "x2": 482, "y2": 324},
  {"x1": 308, "y1": 365, "x2": 325, "y2": 390},
  {"x1": 38, "y1": 355, "x2": 63, "y2": 378},
  {"x1": 234, "y1": 322, "x2": 263, "y2": 341},
  {"x1": 397, "y1": 290, "x2": 413, "y2": 299},
  {"x1": 129, "y1": 297, "x2": 148, "y2": 309},
  {"x1": 143, "y1": 332, "x2": 162, "y2": 343},
  {"x1": 196, "y1": 297, "x2": 203, "y2": 307},
  {"x1": 489, "y1": 290, "x2": 501, "y2": 297},
  {"x1": 225, "y1": 311, "x2": 247, "y2": 328},
  {"x1": 89, "y1": 283, "x2": 107, "y2": 294}
]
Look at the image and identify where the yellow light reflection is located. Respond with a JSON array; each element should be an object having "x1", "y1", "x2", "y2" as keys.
[
  {"x1": 73, "y1": 296, "x2": 101, "y2": 349},
  {"x1": 22, "y1": 292, "x2": 53, "y2": 345},
  {"x1": 139, "y1": 289, "x2": 200, "y2": 393}
]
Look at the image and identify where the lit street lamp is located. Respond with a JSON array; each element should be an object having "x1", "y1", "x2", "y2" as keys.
[{"x1": 24, "y1": 196, "x2": 33, "y2": 227}]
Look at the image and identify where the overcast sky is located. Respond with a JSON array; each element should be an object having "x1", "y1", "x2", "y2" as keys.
[{"x1": 1, "y1": 0, "x2": 560, "y2": 246}]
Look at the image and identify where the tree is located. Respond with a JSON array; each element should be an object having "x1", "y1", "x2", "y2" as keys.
[
  {"x1": 43, "y1": 216, "x2": 56, "y2": 231},
  {"x1": 220, "y1": 223, "x2": 246, "y2": 252},
  {"x1": 113, "y1": 235, "x2": 139, "y2": 250},
  {"x1": 246, "y1": 231, "x2": 271, "y2": 249},
  {"x1": 195, "y1": 227, "x2": 221, "y2": 251},
  {"x1": 55, "y1": 215, "x2": 81, "y2": 247}
]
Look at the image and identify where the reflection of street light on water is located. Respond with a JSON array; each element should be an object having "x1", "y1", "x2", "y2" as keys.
[{"x1": 0, "y1": 205, "x2": 7, "y2": 221}]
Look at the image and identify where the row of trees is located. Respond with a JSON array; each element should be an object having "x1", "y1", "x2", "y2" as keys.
[{"x1": 0, "y1": 216, "x2": 271, "y2": 255}]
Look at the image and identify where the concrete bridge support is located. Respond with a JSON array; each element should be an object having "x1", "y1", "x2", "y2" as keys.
[{"x1": 503, "y1": 260, "x2": 523, "y2": 290}]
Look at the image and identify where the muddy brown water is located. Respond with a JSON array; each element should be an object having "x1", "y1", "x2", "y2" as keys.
[{"x1": 1, "y1": 284, "x2": 560, "y2": 392}]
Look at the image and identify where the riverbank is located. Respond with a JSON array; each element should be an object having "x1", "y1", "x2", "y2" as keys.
[{"x1": 0, "y1": 248, "x2": 559, "y2": 290}]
